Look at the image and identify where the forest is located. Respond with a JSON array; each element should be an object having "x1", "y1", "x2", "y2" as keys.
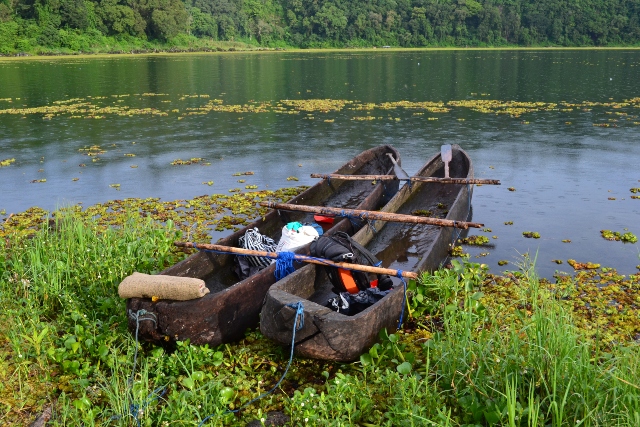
[{"x1": 0, "y1": 0, "x2": 639, "y2": 54}]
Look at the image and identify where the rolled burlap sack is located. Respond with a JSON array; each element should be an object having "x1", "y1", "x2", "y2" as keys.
[{"x1": 118, "y1": 272, "x2": 210, "y2": 301}]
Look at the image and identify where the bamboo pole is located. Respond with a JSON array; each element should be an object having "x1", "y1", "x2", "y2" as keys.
[
  {"x1": 310, "y1": 173, "x2": 500, "y2": 185},
  {"x1": 174, "y1": 242, "x2": 419, "y2": 279},
  {"x1": 259, "y1": 202, "x2": 483, "y2": 229}
]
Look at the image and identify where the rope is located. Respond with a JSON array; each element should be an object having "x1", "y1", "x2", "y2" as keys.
[
  {"x1": 112, "y1": 310, "x2": 166, "y2": 427},
  {"x1": 396, "y1": 271, "x2": 408, "y2": 330},
  {"x1": 275, "y1": 251, "x2": 296, "y2": 280},
  {"x1": 198, "y1": 302, "x2": 305, "y2": 426}
]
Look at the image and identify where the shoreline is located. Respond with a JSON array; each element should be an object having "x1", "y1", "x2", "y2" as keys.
[{"x1": 1, "y1": 45, "x2": 640, "y2": 61}]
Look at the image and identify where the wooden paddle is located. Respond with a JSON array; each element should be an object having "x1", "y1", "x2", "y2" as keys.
[
  {"x1": 386, "y1": 153, "x2": 410, "y2": 181},
  {"x1": 259, "y1": 202, "x2": 483, "y2": 229},
  {"x1": 174, "y1": 241, "x2": 419, "y2": 279}
]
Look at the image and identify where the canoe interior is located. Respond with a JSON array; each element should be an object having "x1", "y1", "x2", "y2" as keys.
[
  {"x1": 260, "y1": 146, "x2": 473, "y2": 360},
  {"x1": 160, "y1": 144, "x2": 400, "y2": 295},
  {"x1": 295, "y1": 146, "x2": 473, "y2": 311}
]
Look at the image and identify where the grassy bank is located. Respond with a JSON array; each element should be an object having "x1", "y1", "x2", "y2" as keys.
[{"x1": 1, "y1": 200, "x2": 639, "y2": 426}]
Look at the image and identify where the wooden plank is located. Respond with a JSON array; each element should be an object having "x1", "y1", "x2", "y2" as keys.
[
  {"x1": 174, "y1": 242, "x2": 419, "y2": 279},
  {"x1": 259, "y1": 202, "x2": 484, "y2": 229},
  {"x1": 310, "y1": 173, "x2": 500, "y2": 185}
]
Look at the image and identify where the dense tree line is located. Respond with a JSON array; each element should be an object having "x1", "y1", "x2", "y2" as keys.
[{"x1": 1, "y1": 0, "x2": 639, "y2": 53}]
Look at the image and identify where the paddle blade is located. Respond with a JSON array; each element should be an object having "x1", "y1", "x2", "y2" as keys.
[
  {"x1": 441, "y1": 145, "x2": 452, "y2": 163},
  {"x1": 386, "y1": 153, "x2": 410, "y2": 180},
  {"x1": 441, "y1": 145, "x2": 452, "y2": 178}
]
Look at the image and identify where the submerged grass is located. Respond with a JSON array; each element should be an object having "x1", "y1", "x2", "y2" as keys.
[{"x1": 0, "y1": 203, "x2": 639, "y2": 426}]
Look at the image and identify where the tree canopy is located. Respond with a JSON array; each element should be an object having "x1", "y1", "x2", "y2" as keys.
[{"x1": 1, "y1": 0, "x2": 639, "y2": 53}]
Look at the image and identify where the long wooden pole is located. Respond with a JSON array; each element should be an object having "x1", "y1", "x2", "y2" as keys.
[
  {"x1": 310, "y1": 173, "x2": 500, "y2": 185},
  {"x1": 259, "y1": 202, "x2": 483, "y2": 229},
  {"x1": 174, "y1": 242, "x2": 419, "y2": 279}
]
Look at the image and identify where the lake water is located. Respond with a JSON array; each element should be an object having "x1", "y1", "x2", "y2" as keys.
[{"x1": 1, "y1": 49, "x2": 639, "y2": 279}]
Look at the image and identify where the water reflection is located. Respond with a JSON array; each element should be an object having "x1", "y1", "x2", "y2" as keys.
[{"x1": 1, "y1": 50, "x2": 639, "y2": 279}]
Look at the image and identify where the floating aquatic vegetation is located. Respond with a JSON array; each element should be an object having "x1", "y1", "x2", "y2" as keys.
[
  {"x1": 202, "y1": 181, "x2": 214, "y2": 186},
  {"x1": 482, "y1": 228, "x2": 492, "y2": 232},
  {"x1": 600, "y1": 230, "x2": 638, "y2": 243},
  {"x1": 245, "y1": 185, "x2": 258, "y2": 189},
  {"x1": 124, "y1": 153, "x2": 136, "y2": 157},
  {"x1": 232, "y1": 172, "x2": 254, "y2": 176},
  {"x1": 79, "y1": 145, "x2": 106, "y2": 156},
  {"x1": 632, "y1": 195, "x2": 640, "y2": 199},
  {"x1": 508, "y1": 187, "x2": 516, "y2": 192},
  {"x1": 458, "y1": 235, "x2": 490, "y2": 246},
  {"x1": 567, "y1": 259, "x2": 600, "y2": 270},
  {"x1": 608, "y1": 197, "x2": 616, "y2": 200},
  {"x1": 229, "y1": 188, "x2": 241, "y2": 192},
  {"x1": 287, "y1": 176, "x2": 299, "y2": 181},
  {"x1": 504, "y1": 221, "x2": 513, "y2": 225},
  {"x1": 522, "y1": 231, "x2": 540, "y2": 238},
  {"x1": 31, "y1": 179, "x2": 46, "y2": 183},
  {"x1": 109, "y1": 184, "x2": 121, "y2": 190},
  {"x1": 237, "y1": 179, "x2": 246, "y2": 183},
  {"x1": 485, "y1": 268, "x2": 640, "y2": 347},
  {"x1": 411, "y1": 209, "x2": 432, "y2": 217},
  {"x1": 552, "y1": 259, "x2": 563, "y2": 264},
  {"x1": 436, "y1": 203, "x2": 447, "y2": 209},
  {"x1": 171, "y1": 158, "x2": 205, "y2": 166},
  {"x1": 130, "y1": 165, "x2": 138, "y2": 168},
  {"x1": 0, "y1": 158, "x2": 15, "y2": 167},
  {"x1": 0, "y1": 187, "x2": 307, "y2": 242},
  {"x1": 562, "y1": 239, "x2": 572, "y2": 243},
  {"x1": 448, "y1": 245, "x2": 467, "y2": 257},
  {"x1": 72, "y1": 178, "x2": 79, "y2": 181},
  {"x1": 630, "y1": 188, "x2": 640, "y2": 193},
  {"x1": 498, "y1": 260, "x2": 508, "y2": 266}
]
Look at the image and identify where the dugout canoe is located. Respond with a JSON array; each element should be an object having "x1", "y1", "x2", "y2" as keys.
[
  {"x1": 126, "y1": 145, "x2": 401, "y2": 347},
  {"x1": 260, "y1": 145, "x2": 473, "y2": 361}
]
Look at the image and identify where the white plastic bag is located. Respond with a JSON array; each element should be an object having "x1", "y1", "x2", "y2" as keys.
[{"x1": 275, "y1": 222, "x2": 319, "y2": 253}]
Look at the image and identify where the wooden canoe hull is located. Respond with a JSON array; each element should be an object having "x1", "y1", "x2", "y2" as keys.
[
  {"x1": 126, "y1": 145, "x2": 401, "y2": 347},
  {"x1": 260, "y1": 145, "x2": 473, "y2": 361}
]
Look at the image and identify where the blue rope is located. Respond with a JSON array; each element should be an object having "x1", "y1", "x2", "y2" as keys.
[
  {"x1": 113, "y1": 310, "x2": 166, "y2": 427},
  {"x1": 275, "y1": 251, "x2": 296, "y2": 280},
  {"x1": 198, "y1": 302, "x2": 305, "y2": 426},
  {"x1": 396, "y1": 271, "x2": 408, "y2": 330}
]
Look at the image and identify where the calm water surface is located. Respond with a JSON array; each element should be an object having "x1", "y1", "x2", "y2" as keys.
[{"x1": 1, "y1": 50, "x2": 639, "y2": 279}]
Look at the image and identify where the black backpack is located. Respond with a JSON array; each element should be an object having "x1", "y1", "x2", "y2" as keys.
[{"x1": 309, "y1": 231, "x2": 393, "y2": 294}]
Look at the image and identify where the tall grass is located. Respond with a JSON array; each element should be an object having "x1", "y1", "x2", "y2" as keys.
[
  {"x1": 0, "y1": 211, "x2": 638, "y2": 426},
  {"x1": 412, "y1": 257, "x2": 640, "y2": 426}
]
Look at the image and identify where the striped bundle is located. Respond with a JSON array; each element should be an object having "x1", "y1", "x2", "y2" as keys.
[{"x1": 238, "y1": 228, "x2": 277, "y2": 269}]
